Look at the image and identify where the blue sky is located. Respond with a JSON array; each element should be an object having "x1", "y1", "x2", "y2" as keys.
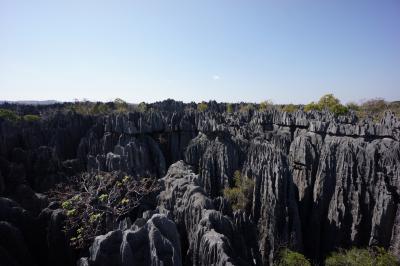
[{"x1": 1, "y1": 0, "x2": 399, "y2": 103}]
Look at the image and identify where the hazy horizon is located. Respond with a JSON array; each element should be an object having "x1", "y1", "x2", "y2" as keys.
[{"x1": 1, "y1": 0, "x2": 399, "y2": 104}]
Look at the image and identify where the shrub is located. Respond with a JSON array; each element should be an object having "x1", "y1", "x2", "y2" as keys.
[
  {"x1": 114, "y1": 98, "x2": 128, "y2": 113},
  {"x1": 0, "y1": 108, "x2": 20, "y2": 121},
  {"x1": 239, "y1": 103, "x2": 255, "y2": 113},
  {"x1": 304, "y1": 94, "x2": 348, "y2": 115},
  {"x1": 223, "y1": 171, "x2": 254, "y2": 211},
  {"x1": 197, "y1": 102, "x2": 208, "y2": 112},
  {"x1": 325, "y1": 247, "x2": 398, "y2": 266},
  {"x1": 259, "y1": 100, "x2": 274, "y2": 111},
  {"x1": 226, "y1": 103, "x2": 233, "y2": 113},
  {"x1": 23, "y1": 114, "x2": 40, "y2": 122},
  {"x1": 330, "y1": 103, "x2": 348, "y2": 116},
  {"x1": 137, "y1": 102, "x2": 147, "y2": 113},
  {"x1": 346, "y1": 102, "x2": 360, "y2": 111},
  {"x1": 282, "y1": 104, "x2": 297, "y2": 113},
  {"x1": 91, "y1": 102, "x2": 111, "y2": 114},
  {"x1": 275, "y1": 248, "x2": 311, "y2": 266},
  {"x1": 49, "y1": 172, "x2": 160, "y2": 249},
  {"x1": 304, "y1": 101, "x2": 322, "y2": 112},
  {"x1": 357, "y1": 98, "x2": 389, "y2": 121}
]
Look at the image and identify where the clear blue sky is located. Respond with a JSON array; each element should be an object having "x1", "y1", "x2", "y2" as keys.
[{"x1": 1, "y1": 0, "x2": 399, "y2": 103}]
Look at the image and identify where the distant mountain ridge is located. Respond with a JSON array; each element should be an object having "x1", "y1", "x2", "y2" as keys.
[{"x1": 0, "y1": 100, "x2": 59, "y2": 105}]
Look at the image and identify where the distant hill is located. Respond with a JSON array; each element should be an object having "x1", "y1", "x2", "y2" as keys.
[{"x1": 0, "y1": 100, "x2": 59, "y2": 105}]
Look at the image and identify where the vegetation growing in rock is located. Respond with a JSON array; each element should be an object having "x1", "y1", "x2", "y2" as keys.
[
  {"x1": 281, "y1": 104, "x2": 298, "y2": 113},
  {"x1": 325, "y1": 247, "x2": 398, "y2": 266},
  {"x1": 0, "y1": 108, "x2": 41, "y2": 122},
  {"x1": 0, "y1": 108, "x2": 21, "y2": 121},
  {"x1": 197, "y1": 102, "x2": 208, "y2": 112},
  {"x1": 136, "y1": 102, "x2": 147, "y2": 113},
  {"x1": 114, "y1": 98, "x2": 129, "y2": 113},
  {"x1": 274, "y1": 248, "x2": 311, "y2": 266},
  {"x1": 23, "y1": 114, "x2": 41, "y2": 122},
  {"x1": 223, "y1": 170, "x2": 254, "y2": 211},
  {"x1": 239, "y1": 103, "x2": 255, "y2": 113},
  {"x1": 259, "y1": 100, "x2": 274, "y2": 111},
  {"x1": 226, "y1": 103, "x2": 234, "y2": 113},
  {"x1": 49, "y1": 171, "x2": 159, "y2": 249},
  {"x1": 304, "y1": 94, "x2": 349, "y2": 115}
]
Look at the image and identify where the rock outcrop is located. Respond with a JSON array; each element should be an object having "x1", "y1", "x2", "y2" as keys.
[
  {"x1": 0, "y1": 101, "x2": 400, "y2": 265},
  {"x1": 79, "y1": 213, "x2": 182, "y2": 266}
]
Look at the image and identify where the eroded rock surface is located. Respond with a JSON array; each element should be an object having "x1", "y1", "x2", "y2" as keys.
[{"x1": 0, "y1": 101, "x2": 400, "y2": 265}]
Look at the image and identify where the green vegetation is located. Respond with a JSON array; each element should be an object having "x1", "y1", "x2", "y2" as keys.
[
  {"x1": 281, "y1": 104, "x2": 298, "y2": 113},
  {"x1": 91, "y1": 102, "x2": 111, "y2": 114},
  {"x1": 197, "y1": 102, "x2": 208, "y2": 112},
  {"x1": 304, "y1": 94, "x2": 348, "y2": 115},
  {"x1": 226, "y1": 103, "x2": 233, "y2": 113},
  {"x1": 239, "y1": 103, "x2": 255, "y2": 113},
  {"x1": 0, "y1": 108, "x2": 41, "y2": 122},
  {"x1": 346, "y1": 102, "x2": 360, "y2": 111},
  {"x1": 0, "y1": 108, "x2": 21, "y2": 121},
  {"x1": 325, "y1": 247, "x2": 398, "y2": 266},
  {"x1": 259, "y1": 100, "x2": 274, "y2": 111},
  {"x1": 223, "y1": 170, "x2": 254, "y2": 211},
  {"x1": 114, "y1": 98, "x2": 129, "y2": 113},
  {"x1": 274, "y1": 247, "x2": 398, "y2": 266},
  {"x1": 67, "y1": 99, "x2": 129, "y2": 115},
  {"x1": 23, "y1": 114, "x2": 40, "y2": 122},
  {"x1": 136, "y1": 102, "x2": 147, "y2": 113},
  {"x1": 275, "y1": 249, "x2": 311, "y2": 266},
  {"x1": 68, "y1": 101, "x2": 110, "y2": 115},
  {"x1": 50, "y1": 172, "x2": 159, "y2": 249}
]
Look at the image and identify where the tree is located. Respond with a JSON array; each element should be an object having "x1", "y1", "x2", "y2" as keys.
[
  {"x1": 49, "y1": 171, "x2": 159, "y2": 249},
  {"x1": 23, "y1": 114, "x2": 40, "y2": 122},
  {"x1": 325, "y1": 247, "x2": 398, "y2": 266},
  {"x1": 0, "y1": 108, "x2": 21, "y2": 121},
  {"x1": 304, "y1": 94, "x2": 348, "y2": 115},
  {"x1": 114, "y1": 98, "x2": 128, "y2": 113},
  {"x1": 223, "y1": 171, "x2": 254, "y2": 211},
  {"x1": 239, "y1": 103, "x2": 255, "y2": 113},
  {"x1": 282, "y1": 104, "x2": 297, "y2": 113},
  {"x1": 226, "y1": 103, "x2": 233, "y2": 113},
  {"x1": 137, "y1": 102, "x2": 147, "y2": 113},
  {"x1": 197, "y1": 102, "x2": 208, "y2": 112},
  {"x1": 259, "y1": 100, "x2": 274, "y2": 111},
  {"x1": 275, "y1": 248, "x2": 311, "y2": 266}
]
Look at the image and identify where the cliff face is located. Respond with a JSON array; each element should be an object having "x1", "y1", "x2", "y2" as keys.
[{"x1": 0, "y1": 102, "x2": 399, "y2": 265}]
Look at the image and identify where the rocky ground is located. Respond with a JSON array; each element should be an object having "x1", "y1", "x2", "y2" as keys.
[{"x1": 0, "y1": 100, "x2": 399, "y2": 266}]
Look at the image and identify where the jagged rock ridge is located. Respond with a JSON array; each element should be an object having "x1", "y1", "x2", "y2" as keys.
[{"x1": 0, "y1": 101, "x2": 399, "y2": 265}]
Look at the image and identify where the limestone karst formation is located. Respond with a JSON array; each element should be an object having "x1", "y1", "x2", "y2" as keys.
[{"x1": 0, "y1": 100, "x2": 399, "y2": 265}]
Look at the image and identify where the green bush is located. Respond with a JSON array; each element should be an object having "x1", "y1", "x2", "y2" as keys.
[
  {"x1": 239, "y1": 103, "x2": 255, "y2": 113},
  {"x1": 223, "y1": 170, "x2": 254, "y2": 211},
  {"x1": 259, "y1": 100, "x2": 274, "y2": 111},
  {"x1": 91, "y1": 102, "x2": 111, "y2": 114},
  {"x1": 304, "y1": 101, "x2": 322, "y2": 112},
  {"x1": 226, "y1": 103, "x2": 233, "y2": 113},
  {"x1": 197, "y1": 102, "x2": 208, "y2": 112},
  {"x1": 137, "y1": 102, "x2": 147, "y2": 113},
  {"x1": 0, "y1": 108, "x2": 20, "y2": 121},
  {"x1": 114, "y1": 98, "x2": 129, "y2": 113},
  {"x1": 304, "y1": 94, "x2": 348, "y2": 115},
  {"x1": 346, "y1": 102, "x2": 360, "y2": 111},
  {"x1": 49, "y1": 172, "x2": 159, "y2": 249},
  {"x1": 325, "y1": 247, "x2": 398, "y2": 266},
  {"x1": 282, "y1": 104, "x2": 298, "y2": 113},
  {"x1": 275, "y1": 248, "x2": 311, "y2": 266},
  {"x1": 356, "y1": 98, "x2": 389, "y2": 121},
  {"x1": 23, "y1": 114, "x2": 40, "y2": 122}
]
